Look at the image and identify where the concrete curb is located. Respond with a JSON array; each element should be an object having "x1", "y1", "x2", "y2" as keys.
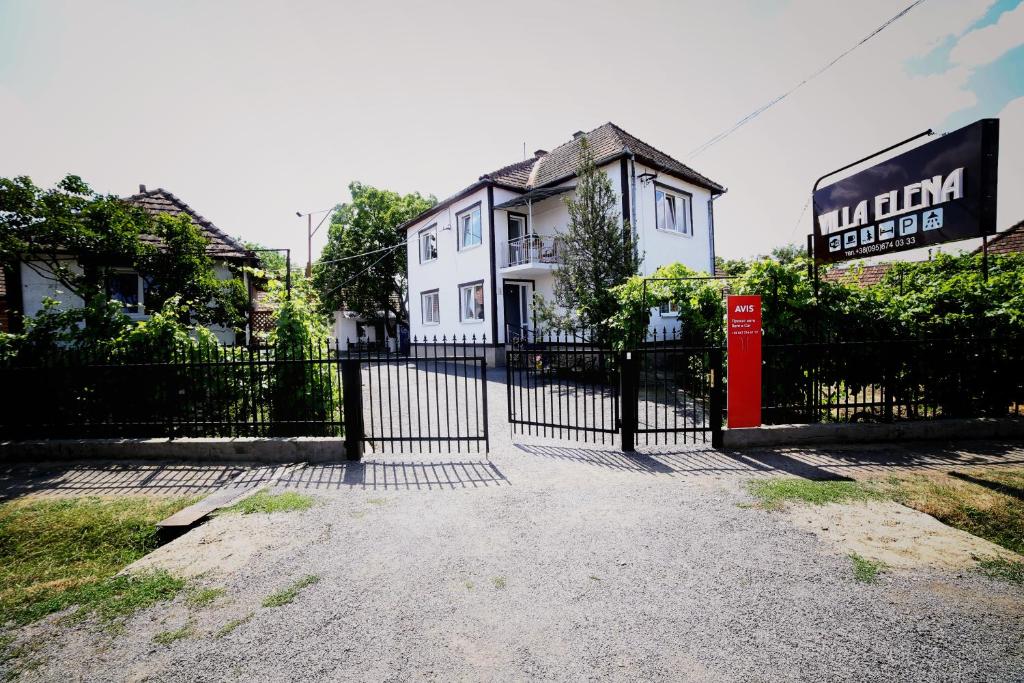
[
  {"x1": 722, "y1": 417, "x2": 1024, "y2": 449},
  {"x1": 0, "y1": 437, "x2": 347, "y2": 463}
]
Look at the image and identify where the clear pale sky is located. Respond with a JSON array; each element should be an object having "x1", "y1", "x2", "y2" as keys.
[{"x1": 1, "y1": 0, "x2": 1022, "y2": 264}]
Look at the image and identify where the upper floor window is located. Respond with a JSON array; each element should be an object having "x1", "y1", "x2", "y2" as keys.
[
  {"x1": 419, "y1": 224, "x2": 437, "y2": 263},
  {"x1": 659, "y1": 300, "x2": 679, "y2": 317},
  {"x1": 457, "y1": 204, "x2": 482, "y2": 249},
  {"x1": 421, "y1": 290, "x2": 440, "y2": 325},
  {"x1": 656, "y1": 187, "x2": 691, "y2": 235},
  {"x1": 459, "y1": 281, "x2": 485, "y2": 322}
]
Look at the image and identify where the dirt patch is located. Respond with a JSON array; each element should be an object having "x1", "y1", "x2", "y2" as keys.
[
  {"x1": 123, "y1": 513, "x2": 299, "y2": 579},
  {"x1": 785, "y1": 500, "x2": 1016, "y2": 571}
]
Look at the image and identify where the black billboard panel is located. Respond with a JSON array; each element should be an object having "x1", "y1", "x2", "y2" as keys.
[{"x1": 812, "y1": 119, "x2": 999, "y2": 264}]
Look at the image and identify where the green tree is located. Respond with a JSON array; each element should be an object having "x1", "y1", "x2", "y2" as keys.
[
  {"x1": 554, "y1": 138, "x2": 641, "y2": 335},
  {"x1": 313, "y1": 182, "x2": 435, "y2": 336}
]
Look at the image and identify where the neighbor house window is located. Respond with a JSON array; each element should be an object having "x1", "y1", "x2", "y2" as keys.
[
  {"x1": 659, "y1": 300, "x2": 679, "y2": 316},
  {"x1": 459, "y1": 281, "x2": 485, "y2": 322},
  {"x1": 656, "y1": 187, "x2": 691, "y2": 234},
  {"x1": 421, "y1": 290, "x2": 440, "y2": 325},
  {"x1": 457, "y1": 204, "x2": 482, "y2": 249},
  {"x1": 419, "y1": 224, "x2": 437, "y2": 263},
  {"x1": 106, "y1": 271, "x2": 143, "y2": 313}
]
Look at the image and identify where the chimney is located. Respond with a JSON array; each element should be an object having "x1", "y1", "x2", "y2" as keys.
[
  {"x1": 534, "y1": 149, "x2": 548, "y2": 157},
  {"x1": 138, "y1": 184, "x2": 147, "y2": 193},
  {"x1": 572, "y1": 131, "x2": 584, "y2": 139}
]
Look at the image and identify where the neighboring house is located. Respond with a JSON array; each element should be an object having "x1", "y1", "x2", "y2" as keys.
[
  {"x1": 403, "y1": 123, "x2": 727, "y2": 357},
  {"x1": 974, "y1": 220, "x2": 1024, "y2": 256},
  {"x1": 5, "y1": 185, "x2": 257, "y2": 344},
  {"x1": 0, "y1": 268, "x2": 9, "y2": 333}
]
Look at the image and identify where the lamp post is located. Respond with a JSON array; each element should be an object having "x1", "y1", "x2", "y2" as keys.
[{"x1": 296, "y1": 208, "x2": 333, "y2": 278}]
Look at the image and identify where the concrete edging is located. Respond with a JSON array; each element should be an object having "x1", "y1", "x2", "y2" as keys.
[
  {"x1": 722, "y1": 417, "x2": 1024, "y2": 449},
  {"x1": 0, "y1": 437, "x2": 346, "y2": 463}
]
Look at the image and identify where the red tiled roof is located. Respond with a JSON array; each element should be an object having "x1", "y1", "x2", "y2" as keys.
[
  {"x1": 974, "y1": 221, "x2": 1024, "y2": 256},
  {"x1": 821, "y1": 263, "x2": 894, "y2": 287},
  {"x1": 123, "y1": 187, "x2": 254, "y2": 260}
]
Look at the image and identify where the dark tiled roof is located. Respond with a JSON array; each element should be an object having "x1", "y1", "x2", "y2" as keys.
[
  {"x1": 480, "y1": 123, "x2": 725, "y2": 193},
  {"x1": 405, "y1": 122, "x2": 726, "y2": 231},
  {"x1": 123, "y1": 188, "x2": 253, "y2": 260},
  {"x1": 974, "y1": 221, "x2": 1024, "y2": 256},
  {"x1": 821, "y1": 263, "x2": 893, "y2": 287}
]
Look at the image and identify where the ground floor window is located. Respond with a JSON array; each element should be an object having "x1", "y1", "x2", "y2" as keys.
[
  {"x1": 659, "y1": 300, "x2": 679, "y2": 316},
  {"x1": 421, "y1": 290, "x2": 440, "y2": 325},
  {"x1": 105, "y1": 270, "x2": 144, "y2": 313},
  {"x1": 459, "y1": 281, "x2": 485, "y2": 322}
]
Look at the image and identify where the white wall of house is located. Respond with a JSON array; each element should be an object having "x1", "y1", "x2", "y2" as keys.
[
  {"x1": 405, "y1": 161, "x2": 719, "y2": 347},
  {"x1": 20, "y1": 260, "x2": 85, "y2": 317},
  {"x1": 406, "y1": 186, "x2": 495, "y2": 344}
]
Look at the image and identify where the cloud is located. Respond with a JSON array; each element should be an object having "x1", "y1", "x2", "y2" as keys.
[{"x1": 950, "y1": 1, "x2": 1024, "y2": 68}]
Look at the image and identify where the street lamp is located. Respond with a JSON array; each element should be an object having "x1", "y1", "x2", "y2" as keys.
[{"x1": 297, "y1": 208, "x2": 334, "y2": 278}]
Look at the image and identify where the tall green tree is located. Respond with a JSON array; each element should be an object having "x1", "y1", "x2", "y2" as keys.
[
  {"x1": 313, "y1": 182, "x2": 435, "y2": 336},
  {"x1": 553, "y1": 138, "x2": 641, "y2": 334}
]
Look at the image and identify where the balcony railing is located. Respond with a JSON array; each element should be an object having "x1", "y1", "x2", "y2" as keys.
[{"x1": 502, "y1": 235, "x2": 562, "y2": 269}]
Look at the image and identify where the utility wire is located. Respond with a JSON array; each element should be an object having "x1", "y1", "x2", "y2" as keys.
[
  {"x1": 317, "y1": 238, "x2": 410, "y2": 265},
  {"x1": 689, "y1": 0, "x2": 928, "y2": 158},
  {"x1": 320, "y1": 242, "x2": 406, "y2": 298}
]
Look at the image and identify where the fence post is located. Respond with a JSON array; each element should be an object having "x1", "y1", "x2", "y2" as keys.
[
  {"x1": 620, "y1": 351, "x2": 637, "y2": 452},
  {"x1": 710, "y1": 347, "x2": 724, "y2": 448},
  {"x1": 340, "y1": 358, "x2": 363, "y2": 461}
]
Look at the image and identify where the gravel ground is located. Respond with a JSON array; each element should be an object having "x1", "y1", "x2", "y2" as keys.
[{"x1": 5, "y1": 369, "x2": 1024, "y2": 682}]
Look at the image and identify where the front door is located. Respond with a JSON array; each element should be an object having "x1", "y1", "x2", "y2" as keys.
[{"x1": 503, "y1": 282, "x2": 528, "y2": 340}]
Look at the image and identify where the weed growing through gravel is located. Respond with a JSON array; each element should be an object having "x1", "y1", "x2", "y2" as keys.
[
  {"x1": 262, "y1": 575, "x2": 321, "y2": 608},
  {"x1": 220, "y1": 491, "x2": 316, "y2": 515},
  {"x1": 975, "y1": 556, "x2": 1024, "y2": 586},
  {"x1": 185, "y1": 587, "x2": 226, "y2": 609},
  {"x1": 153, "y1": 624, "x2": 194, "y2": 646},
  {"x1": 215, "y1": 613, "x2": 254, "y2": 638},
  {"x1": 850, "y1": 553, "x2": 886, "y2": 583},
  {"x1": 747, "y1": 479, "x2": 881, "y2": 510},
  {"x1": 0, "y1": 496, "x2": 195, "y2": 626},
  {"x1": 492, "y1": 576, "x2": 507, "y2": 590},
  {"x1": 0, "y1": 634, "x2": 45, "y2": 679}
]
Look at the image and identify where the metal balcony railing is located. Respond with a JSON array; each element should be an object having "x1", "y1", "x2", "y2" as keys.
[{"x1": 503, "y1": 235, "x2": 562, "y2": 268}]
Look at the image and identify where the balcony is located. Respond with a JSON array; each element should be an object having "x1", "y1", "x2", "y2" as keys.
[{"x1": 499, "y1": 235, "x2": 562, "y2": 275}]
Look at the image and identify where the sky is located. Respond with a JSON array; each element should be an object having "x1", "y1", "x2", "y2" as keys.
[{"x1": 1, "y1": 0, "x2": 1022, "y2": 265}]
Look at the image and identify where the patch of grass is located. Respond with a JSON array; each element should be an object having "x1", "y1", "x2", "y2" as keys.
[
  {"x1": 492, "y1": 576, "x2": 506, "y2": 590},
  {"x1": 850, "y1": 553, "x2": 886, "y2": 583},
  {"x1": 152, "y1": 623, "x2": 193, "y2": 646},
  {"x1": 215, "y1": 612, "x2": 254, "y2": 638},
  {"x1": 261, "y1": 575, "x2": 321, "y2": 608},
  {"x1": 366, "y1": 498, "x2": 387, "y2": 506},
  {"x1": 747, "y1": 479, "x2": 881, "y2": 510},
  {"x1": 0, "y1": 496, "x2": 196, "y2": 627},
  {"x1": 976, "y1": 556, "x2": 1024, "y2": 586},
  {"x1": 220, "y1": 491, "x2": 316, "y2": 515},
  {"x1": 874, "y1": 469, "x2": 1024, "y2": 555},
  {"x1": 185, "y1": 587, "x2": 225, "y2": 609}
]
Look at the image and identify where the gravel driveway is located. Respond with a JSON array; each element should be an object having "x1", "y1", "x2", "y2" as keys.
[{"x1": 8, "y1": 370, "x2": 1024, "y2": 682}]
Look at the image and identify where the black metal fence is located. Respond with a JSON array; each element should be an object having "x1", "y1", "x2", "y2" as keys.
[
  {"x1": 0, "y1": 340, "x2": 345, "y2": 440},
  {"x1": 635, "y1": 328, "x2": 722, "y2": 446},
  {"x1": 760, "y1": 336, "x2": 1024, "y2": 424},
  {"x1": 506, "y1": 329, "x2": 620, "y2": 444},
  {"x1": 353, "y1": 335, "x2": 489, "y2": 455}
]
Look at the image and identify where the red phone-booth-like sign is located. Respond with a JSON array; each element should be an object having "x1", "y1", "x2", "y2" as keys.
[{"x1": 727, "y1": 295, "x2": 762, "y2": 429}]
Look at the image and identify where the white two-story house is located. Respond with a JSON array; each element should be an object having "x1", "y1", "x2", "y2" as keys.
[{"x1": 404, "y1": 123, "x2": 726, "y2": 359}]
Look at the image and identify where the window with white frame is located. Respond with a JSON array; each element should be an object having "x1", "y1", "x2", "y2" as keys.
[
  {"x1": 459, "y1": 281, "x2": 485, "y2": 322},
  {"x1": 655, "y1": 187, "x2": 691, "y2": 234},
  {"x1": 419, "y1": 224, "x2": 437, "y2": 263},
  {"x1": 457, "y1": 205, "x2": 482, "y2": 249},
  {"x1": 659, "y1": 300, "x2": 679, "y2": 316},
  {"x1": 421, "y1": 290, "x2": 440, "y2": 325}
]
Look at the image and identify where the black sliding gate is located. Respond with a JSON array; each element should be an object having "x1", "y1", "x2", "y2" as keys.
[{"x1": 505, "y1": 329, "x2": 722, "y2": 449}]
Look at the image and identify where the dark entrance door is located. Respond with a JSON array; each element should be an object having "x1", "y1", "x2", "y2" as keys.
[{"x1": 503, "y1": 283, "x2": 526, "y2": 340}]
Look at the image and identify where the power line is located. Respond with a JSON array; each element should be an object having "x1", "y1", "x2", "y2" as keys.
[
  {"x1": 317, "y1": 238, "x2": 410, "y2": 265},
  {"x1": 320, "y1": 242, "x2": 406, "y2": 298},
  {"x1": 689, "y1": 0, "x2": 928, "y2": 158}
]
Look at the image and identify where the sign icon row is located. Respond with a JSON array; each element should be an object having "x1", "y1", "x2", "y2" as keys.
[{"x1": 828, "y1": 208, "x2": 943, "y2": 252}]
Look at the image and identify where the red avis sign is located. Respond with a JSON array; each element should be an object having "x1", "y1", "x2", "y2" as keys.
[{"x1": 727, "y1": 295, "x2": 762, "y2": 428}]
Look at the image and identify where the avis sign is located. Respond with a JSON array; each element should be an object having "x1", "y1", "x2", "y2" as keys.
[
  {"x1": 813, "y1": 119, "x2": 999, "y2": 264},
  {"x1": 727, "y1": 295, "x2": 761, "y2": 429}
]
